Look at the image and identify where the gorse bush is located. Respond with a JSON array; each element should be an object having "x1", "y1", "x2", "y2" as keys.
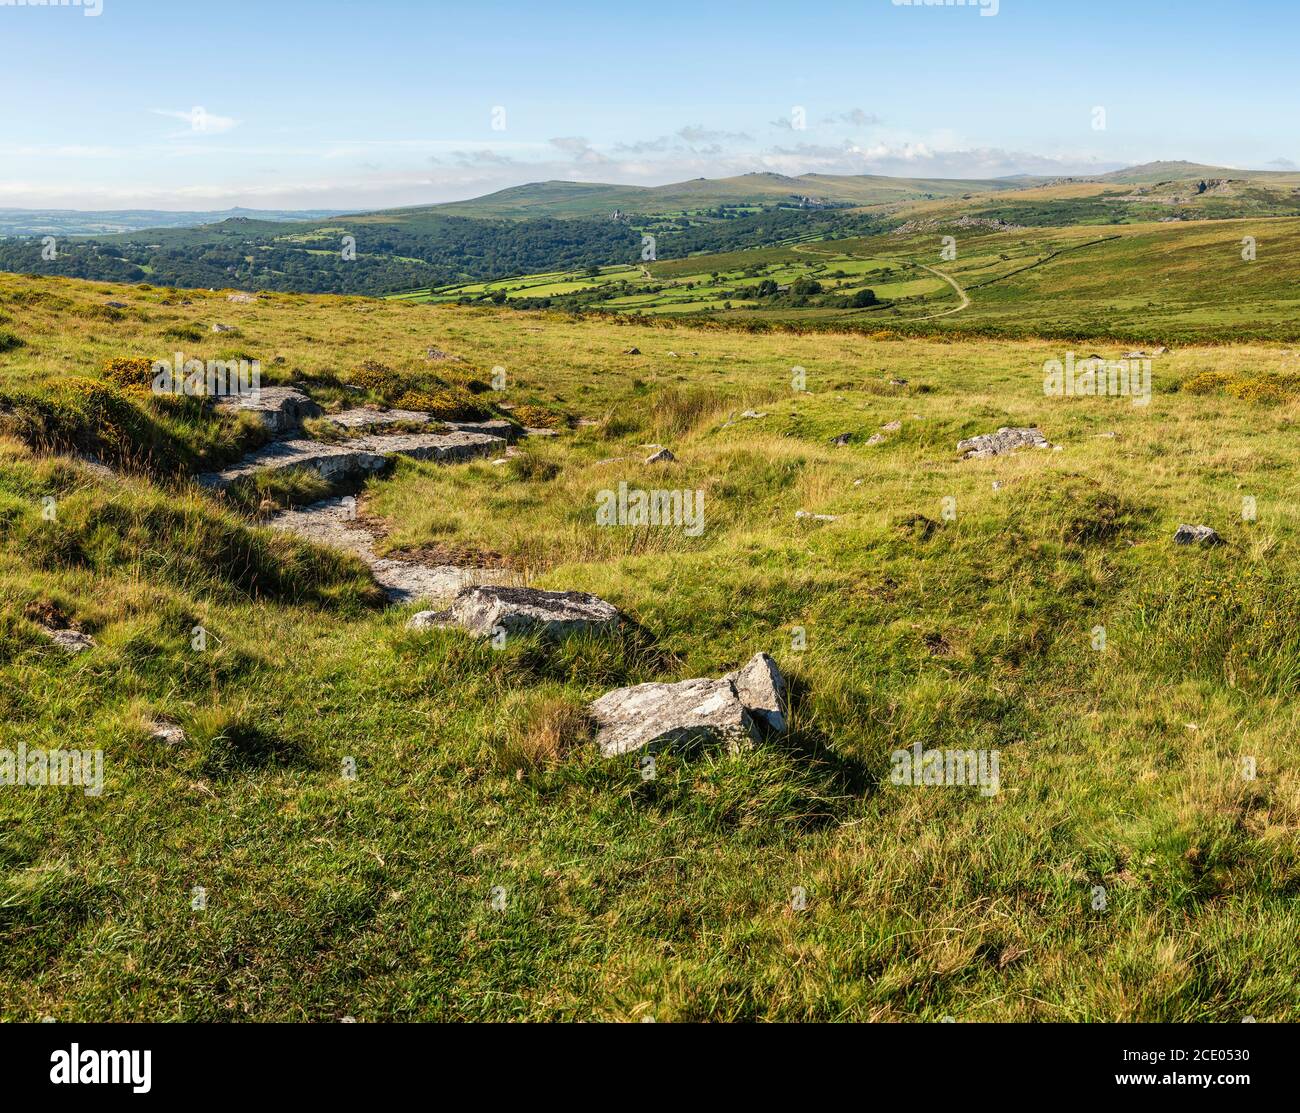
[
  {"x1": 509, "y1": 404, "x2": 568, "y2": 429},
  {"x1": 101, "y1": 356, "x2": 156, "y2": 389},
  {"x1": 349, "y1": 359, "x2": 406, "y2": 398},
  {"x1": 393, "y1": 387, "x2": 490, "y2": 421},
  {"x1": 1181, "y1": 369, "x2": 1300, "y2": 403}
]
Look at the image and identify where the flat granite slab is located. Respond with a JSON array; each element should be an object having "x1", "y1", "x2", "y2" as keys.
[
  {"x1": 197, "y1": 430, "x2": 505, "y2": 488},
  {"x1": 325, "y1": 410, "x2": 518, "y2": 442},
  {"x1": 266, "y1": 496, "x2": 515, "y2": 604}
]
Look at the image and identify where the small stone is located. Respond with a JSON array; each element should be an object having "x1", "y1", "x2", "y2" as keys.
[
  {"x1": 865, "y1": 433, "x2": 887, "y2": 447},
  {"x1": 830, "y1": 432, "x2": 853, "y2": 446},
  {"x1": 739, "y1": 410, "x2": 768, "y2": 420},
  {"x1": 149, "y1": 722, "x2": 187, "y2": 744},
  {"x1": 227, "y1": 293, "x2": 256, "y2": 304},
  {"x1": 623, "y1": 347, "x2": 641, "y2": 355},
  {"x1": 408, "y1": 585, "x2": 622, "y2": 640},
  {"x1": 889, "y1": 378, "x2": 909, "y2": 387},
  {"x1": 1173, "y1": 524, "x2": 1224, "y2": 546},
  {"x1": 881, "y1": 420, "x2": 902, "y2": 432},
  {"x1": 44, "y1": 629, "x2": 95, "y2": 654},
  {"x1": 211, "y1": 323, "x2": 236, "y2": 333},
  {"x1": 645, "y1": 448, "x2": 676, "y2": 464},
  {"x1": 796, "y1": 510, "x2": 838, "y2": 523},
  {"x1": 105, "y1": 301, "x2": 128, "y2": 309}
]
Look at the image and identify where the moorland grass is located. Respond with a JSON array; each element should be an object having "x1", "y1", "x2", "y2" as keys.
[{"x1": 0, "y1": 271, "x2": 1297, "y2": 1021}]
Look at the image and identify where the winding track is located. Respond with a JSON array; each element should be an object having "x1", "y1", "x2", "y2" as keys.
[
  {"x1": 792, "y1": 240, "x2": 971, "y2": 320},
  {"x1": 909, "y1": 262, "x2": 971, "y2": 320}
]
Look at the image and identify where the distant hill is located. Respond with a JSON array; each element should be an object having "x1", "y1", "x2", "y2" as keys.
[
  {"x1": 8, "y1": 163, "x2": 1300, "y2": 297},
  {"x1": 427, "y1": 171, "x2": 1028, "y2": 219},
  {"x1": 0, "y1": 207, "x2": 349, "y2": 238},
  {"x1": 1095, "y1": 161, "x2": 1300, "y2": 184}
]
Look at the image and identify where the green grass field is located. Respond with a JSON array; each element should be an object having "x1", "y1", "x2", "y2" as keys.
[{"x1": 1, "y1": 270, "x2": 1298, "y2": 1020}]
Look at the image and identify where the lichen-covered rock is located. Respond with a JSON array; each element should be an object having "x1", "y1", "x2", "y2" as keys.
[
  {"x1": 590, "y1": 652, "x2": 788, "y2": 757},
  {"x1": 407, "y1": 586, "x2": 621, "y2": 639},
  {"x1": 148, "y1": 722, "x2": 187, "y2": 744},
  {"x1": 957, "y1": 427, "x2": 1051, "y2": 460},
  {"x1": 1174, "y1": 524, "x2": 1224, "y2": 546},
  {"x1": 724, "y1": 652, "x2": 788, "y2": 734},
  {"x1": 44, "y1": 629, "x2": 95, "y2": 654},
  {"x1": 215, "y1": 386, "x2": 322, "y2": 434}
]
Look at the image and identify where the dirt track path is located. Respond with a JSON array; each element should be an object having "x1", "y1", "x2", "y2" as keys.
[
  {"x1": 792, "y1": 241, "x2": 972, "y2": 320},
  {"x1": 910, "y1": 262, "x2": 971, "y2": 320}
]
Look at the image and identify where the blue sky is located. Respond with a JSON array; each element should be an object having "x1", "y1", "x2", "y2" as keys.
[{"x1": 1, "y1": 0, "x2": 1296, "y2": 210}]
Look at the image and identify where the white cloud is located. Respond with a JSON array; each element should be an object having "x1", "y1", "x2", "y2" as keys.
[
  {"x1": 676, "y1": 125, "x2": 753, "y2": 145},
  {"x1": 840, "y1": 109, "x2": 883, "y2": 127},
  {"x1": 548, "y1": 136, "x2": 608, "y2": 164}
]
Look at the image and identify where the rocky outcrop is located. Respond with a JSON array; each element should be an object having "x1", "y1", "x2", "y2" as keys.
[
  {"x1": 267, "y1": 497, "x2": 514, "y2": 604},
  {"x1": 408, "y1": 585, "x2": 622, "y2": 639},
  {"x1": 197, "y1": 429, "x2": 505, "y2": 488},
  {"x1": 325, "y1": 410, "x2": 517, "y2": 442},
  {"x1": 957, "y1": 427, "x2": 1051, "y2": 460},
  {"x1": 589, "y1": 652, "x2": 788, "y2": 757},
  {"x1": 326, "y1": 407, "x2": 438, "y2": 431},
  {"x1": 215, "y1": 386, "x2": 322, "y2": 434}
]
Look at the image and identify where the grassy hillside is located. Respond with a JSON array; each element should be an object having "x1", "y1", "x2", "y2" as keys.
[{"x1": 1, "y1": 271, "x2": 1298, "y2": 1021}]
